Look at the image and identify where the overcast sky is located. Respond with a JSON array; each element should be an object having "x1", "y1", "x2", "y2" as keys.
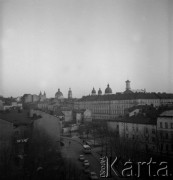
[{"x1": 0, "y1": 0, "x2": 173, "y2": 98}]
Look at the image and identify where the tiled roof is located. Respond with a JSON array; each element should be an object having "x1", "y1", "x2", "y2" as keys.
[
  {"x1": 159, "y1": 110, "x2": 173, "y2": 117},
  {"x1": 78, "y1": 92, "x2": 173, "y2": 102},
  {"x1": 116, "y1": 116, "x2": 157, "y2": 125},
  {"x1": 73, "y1": 109, "x2": 86, "y2": 113}
]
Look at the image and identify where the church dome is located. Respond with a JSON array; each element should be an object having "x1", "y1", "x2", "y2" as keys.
[
  {"x1": 55, "y1": 89, "x2": 64, "y2": 99},
  {"x1": 98, "y1": 88, "x2": 102, "y2": 95},
  {"x1": 91, "y1": 88, "x2": 96, "y2": 95},
  {"x1": 105, "y1": 84, "x2": 112, "y2": 94}
]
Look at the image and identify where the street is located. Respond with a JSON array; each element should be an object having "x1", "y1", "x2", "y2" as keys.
[
  {"x1": 61, "y1": 136, "x2": 116, "y2": 180},
  {"x1": 61, "y1": 136, "x2": 100, "y2": 179}
]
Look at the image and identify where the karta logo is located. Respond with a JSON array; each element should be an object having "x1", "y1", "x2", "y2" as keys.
[
  {"x1": 100, "y1": 156, "x2": 172, "y2": 178},
  {"x1": 100, "y1": 156, "x2": 118, "y2": 178}
]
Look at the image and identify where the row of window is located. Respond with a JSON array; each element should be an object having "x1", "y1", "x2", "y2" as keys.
[
  {"x1": 160, "y1": 122, "x2": 173, "y2": 129},
  {"x1": 160, "y1": 143, "x2": 173, "y2": 152},
  {"x1": 160, "y1": 132, "x2": 173, "y2": 140}
]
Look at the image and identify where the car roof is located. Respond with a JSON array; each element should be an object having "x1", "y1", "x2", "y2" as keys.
[
  {"x1": 91, "y1": 172, "x2": 96, "y2": 174},
  {"x1": 83, "y1": 145, "x2": 91, "y2": 148}
]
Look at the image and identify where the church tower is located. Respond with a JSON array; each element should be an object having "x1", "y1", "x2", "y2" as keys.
[
  {"x1": 44, "y1": 91, "x2": 46, "y2": 98},
  {"x1": 125, "y1": 80, "x2": 131, "y2": 91},
  {"x1": 68, "y1": 88, "x2": 72, "y2": 99}
]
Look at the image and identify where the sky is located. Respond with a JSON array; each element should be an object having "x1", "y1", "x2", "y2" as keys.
[{"x1": 0, "y1": 0, "x2": 173, "y2": 98}]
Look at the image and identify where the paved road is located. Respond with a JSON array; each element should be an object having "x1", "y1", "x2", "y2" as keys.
[
  {"x1": 61, "y1": 137, "x2": 102, "y2": 179},
  {"x1": 61, "y1": 136, "x2": 117, "y2": 180}
]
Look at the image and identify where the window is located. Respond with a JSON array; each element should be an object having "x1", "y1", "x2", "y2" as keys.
[
  {"x1": 145, "y1": 127, "x2": 148, "y2": 133},
  {"x1": 136, "y1": 126, "x2": 138, "y2": 132},
  {"x1": 160, "y1": 132, "x2": 163, "y2": 139},
  {"x1": 166, "y1": 144, "x2": 168, "y2": 151},
  {"x1": 132, "y1": 135, "x2": 135, "y2": 140},
  {"x1": 171, "y1": 123, "x2": 173, "y2": 129},
  {"x1": 165, "y1": 122, "x2": 168, "y2": 129},
  {"x1": 160, "y1": 122, "x2": 162, "y2": 128},
  {"x1": 165, "y1": 133, "x2": 168, "y2": 139},
  {"x1": 152, "y1": 129, "x2": 155, "y2": 134}
]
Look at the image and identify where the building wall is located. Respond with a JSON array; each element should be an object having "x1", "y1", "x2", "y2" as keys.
[
  {"x1": 108, "y1": 121, "x2": 157, "y2": 152},
  {"x1": 83, "y1": 109, "x2": 92, "y2": 122},
  {"x1": 157, "y1": 112, "x2": 173, "y2": 155},
  {"x1": 0, "y1": 100, "x2": 3, "y2": 110},
  {"x1": 0, "y1": 119, "x2": 13, "y2": 150},
  {"x1": 24, "y1": 94, "x2": 33, "y2": 103},
  {"x1": 32, "y1": 95, "x2": 40, "y2": 102},
  {"x1": 38, "y1": 102, "x2": 48, "y2": 110},
  {"x1": 76, "y1": 113, "x2": 82, "y2": 124},
  {"x1": 75, "y1": 97, "x2": 173, "y2": 121},
  {"x1": 62, "y1": 110, "x2": 73, "y2": 122}
]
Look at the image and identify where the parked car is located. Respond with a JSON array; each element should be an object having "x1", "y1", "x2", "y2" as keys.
[
  {"x1": 89, "y1": 172, "x2": 98, "y2": 180},
  {"x1": 79, "y1": 154, "x2": 85, "y2": 161},
  {"x1": 83, "y1": 159, "x2": 90, "y2": 167}
]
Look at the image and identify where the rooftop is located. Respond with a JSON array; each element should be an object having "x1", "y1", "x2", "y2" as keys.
[
  {"x1": 115, "y1": 115, "x2": 157, "y2": 125},
  {"x1": 159, "y1": 110, "x2": 173, "y2": 117},
  {"x1": 79, "y1": 92, "x2": 173, "y2": 102}
]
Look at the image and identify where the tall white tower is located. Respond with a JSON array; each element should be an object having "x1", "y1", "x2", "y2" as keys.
[{"x1": 125, "y1": 80, "x2": 131, "y2": 91}]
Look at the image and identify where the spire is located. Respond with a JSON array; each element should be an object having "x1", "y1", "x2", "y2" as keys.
[
  {"x1": 68, "y1": 88, "x2": 72, "y2": 99},
  {"x1": 39, "y1": 91, "x2": 42, "y2": 96}
]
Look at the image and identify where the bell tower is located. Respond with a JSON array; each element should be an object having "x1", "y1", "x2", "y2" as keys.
[
  {"x1": 68, "y1": 88, "x2": 72, "y2": 99},
  {"x1": 125, "y1": 80, "x2": 131, "y2": 90}
]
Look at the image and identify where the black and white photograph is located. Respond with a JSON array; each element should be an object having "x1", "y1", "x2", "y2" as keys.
[{"x1": 0, "y1": 0, "x2": 173, "y2": 179}]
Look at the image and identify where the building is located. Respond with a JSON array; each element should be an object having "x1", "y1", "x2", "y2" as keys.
[
  {"x1": 74, "y1": 81, "x2": 173, "y2": 121},
  {"x1": 23, "y1": 94, "x2": 33, "y2": 103},
  {"x1": 61, "y1": 108, "x2": 73, "y2": 122},
  {"x1": 0, "y1": 99, "x2": 3, "y2": 110},
  {"x1": 22, "y1": 91, "x2": 46, "y2": 104},
  {"x1": 157, "y1": 110, "x2": 173, "y2": 156},
  {"x1": 0, "y1": 110, "x2": 33, "y2": 164},
  {"x1": 73, "y1": 109, "x2": 92, "y2": 124},
  {"x1": 39, "y1": 91, "x2": 46, "y2": 102},
  {"x1": 32, "y1": 94, "x2": 40, "y2": 102},
  {"x1": 0, "y1": 97, "x2": 23, "y2": 111},
  {"x1": 0, "y1": 119, "x2": 13, "y2": 151},
  {"x1": 107, "y1": 116, "x2": 157, "y2": 153}
]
